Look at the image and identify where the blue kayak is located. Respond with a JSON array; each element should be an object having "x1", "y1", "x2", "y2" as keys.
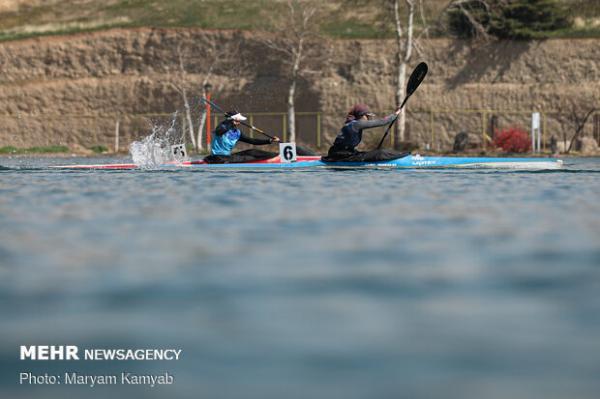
[
  {"x1": 53, "y1": 154, "x2": 563, "y2": 170},
  {"x1": 315, "y1": 155, "x2": 563, "y2": 170}
]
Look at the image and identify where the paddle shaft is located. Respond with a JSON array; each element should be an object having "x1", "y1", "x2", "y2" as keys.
[
  {"x1": 377, "y1": 62, "x2": 428, "y2": 150},
  {"x1": 376, "y1": 96, "x2": 410, "y2": 150},
  {"x1": 201, "y1": 98, "x2": 276, "y2": 140}
]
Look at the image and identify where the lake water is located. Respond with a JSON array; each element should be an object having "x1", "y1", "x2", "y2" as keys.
[{"x1": 1, "y1": 156, "x2": 599, "y2": 399}]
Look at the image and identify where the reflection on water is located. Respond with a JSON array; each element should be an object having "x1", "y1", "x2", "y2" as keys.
[{"x1": 1, "y1": 157, "x2": 599, "y2": 399}]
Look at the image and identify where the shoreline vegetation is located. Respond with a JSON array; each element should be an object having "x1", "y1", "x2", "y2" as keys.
[
  {"x1": 0, "y1": 145, "x2": 70, "y2": 154},
  {"x1": 0, "y1": 0, "x2": 599, "y2": 43},
  {"x1": 0, "y1": 145, "x2": 107, "y2": 155}
]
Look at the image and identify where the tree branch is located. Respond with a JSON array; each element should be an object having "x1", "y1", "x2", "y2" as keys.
[{"x1": 567, "y1": 107, "x2": 597, "y2": 153}]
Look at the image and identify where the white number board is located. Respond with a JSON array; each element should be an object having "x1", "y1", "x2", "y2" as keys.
[
  {"x1": 279, "y1": 143, "x2": 297, "y2": 163},
  {"x1": 171, "y1": 144, "x2": 187, "y2": 162}
]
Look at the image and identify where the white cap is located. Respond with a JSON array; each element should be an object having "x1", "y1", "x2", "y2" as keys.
[{"x1": 229, "y1": 113, "x2": 247, "y2": 122}]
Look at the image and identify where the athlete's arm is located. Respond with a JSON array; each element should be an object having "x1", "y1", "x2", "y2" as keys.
[
  {"x1": 214, "y1": 122, "x2": 229, "y2": 136},
  {"x1": 238, "y1": 133, "x2": 273, "y2": 145},
  {"x1": 353, "y1": 113, "x2": 396, "y2": 130}
]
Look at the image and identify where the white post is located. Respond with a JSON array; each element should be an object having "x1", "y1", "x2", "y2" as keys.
[
  {"x1": 532, "y1": 112, "x2": 540, "y2": 153},
  {"x1": 114, "y1": 120, "x2": 120, "y2": 153},
  {"x1": 537, "y1": 117, "x2": 541, "y2": 152}
]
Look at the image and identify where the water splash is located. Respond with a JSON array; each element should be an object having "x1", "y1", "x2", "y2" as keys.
[{"x1": 129, "y1": 112, "x2": 186, "y2": 168}]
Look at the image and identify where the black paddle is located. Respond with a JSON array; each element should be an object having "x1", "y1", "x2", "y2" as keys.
[
  {"x1": 200, "y1": 97, "x2": 277, "y2": 140},
  {"x1": 377, "y1": 62, "x2": 428, "y2": 150}
]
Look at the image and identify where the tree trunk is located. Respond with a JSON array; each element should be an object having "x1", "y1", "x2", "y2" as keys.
[
  {"x1": 196, "y1": 87, "x2": 208, "y2": 152},
  {"x1": 181, "y1": 87, "x2": 196, "y2": 149},
  {"x1": 566, "y1": 108, "x2": 596, "y2": 153},
  {"x1": 287, "y1": 37, "x2": 303, "y2": 143},
  {"x1": 287, "y1": 79, "x2": 296, "y2": 143},
  {"x1": 393, "y1": 0, "x2": 415, "y2": 146},
  {"x1": 396, "y1": 62, "x2": 407, "y2": 145},
  {"x1": 197, "y1": 111, "x2": 206, "y2": 152}
]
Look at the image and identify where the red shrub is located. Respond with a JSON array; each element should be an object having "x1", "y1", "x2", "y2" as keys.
[{"x1": 493, "y1": 127, "x2": 531, "y2": 153}]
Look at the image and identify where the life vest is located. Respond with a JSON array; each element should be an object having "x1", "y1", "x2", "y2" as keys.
[{"x1": 211, "y1": 122, "x2": 241, "y2": 155}]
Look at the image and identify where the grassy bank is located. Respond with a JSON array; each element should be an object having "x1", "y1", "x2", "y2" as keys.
[
  {"x1": 0, "y1": 145, "x2": 69, "y2": 154},
  {"x1": 0, "y1": 0, "x2": 598, "y2": 42}
]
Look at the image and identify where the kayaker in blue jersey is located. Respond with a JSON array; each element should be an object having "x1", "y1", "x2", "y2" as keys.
[
  {"x1": 204, "y1": 110, "x2": 280, "y2": 163},
  {"x1": 322, "y1": 104, "x2": 409, "y2": 162}
]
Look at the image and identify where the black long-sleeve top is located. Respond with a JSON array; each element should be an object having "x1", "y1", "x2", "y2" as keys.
[{"x1": 329, "y1": 114, "x2": 396, "y2": 152}]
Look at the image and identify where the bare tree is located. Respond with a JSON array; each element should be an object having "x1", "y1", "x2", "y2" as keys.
[
  {"x1": 393, "y1": 0, "x2": 417, "y2": 144},
  {"x1": 566, "y1": 106, "x2": 597, "y2": 154},
  {"x1": 169, "y1": 37, "x2": 243, "y2": 152},
  {"x1": 343, "y1": 0, "x2": 428, "y2": 146},
  {"x1": 378, "y1": 0, "x2": 430, "y2": 145},
  {"x1": 261, "y1": 0, "x2": 322, "y2": 143},
  {"x1": 172, "y1": 44, "x2": 197, "y2": 149},
  {"x1": 194, "y1": 43, "x2": 218, "y2": 151}
]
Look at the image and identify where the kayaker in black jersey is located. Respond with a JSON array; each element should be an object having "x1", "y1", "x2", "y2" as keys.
[
  {"x1": 204, "y1": 110, "x2": 280, "y2": 164},
  {"x1": 322, "y1": 104, "x2": 409, "y2": 162}
]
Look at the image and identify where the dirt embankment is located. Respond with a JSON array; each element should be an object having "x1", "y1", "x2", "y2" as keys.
[{"x1": 0, "y1": 28, "x2": 599, "y2": 150}]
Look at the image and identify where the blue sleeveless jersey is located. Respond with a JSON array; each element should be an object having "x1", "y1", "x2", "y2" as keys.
[{"x1": 211, "y1": 124, "x2": 241, "y2": 155}]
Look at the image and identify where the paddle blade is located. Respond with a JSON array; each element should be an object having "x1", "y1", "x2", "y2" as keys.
[{"x1": 406, "y1": 62, "x2": 428, "y2": 97}]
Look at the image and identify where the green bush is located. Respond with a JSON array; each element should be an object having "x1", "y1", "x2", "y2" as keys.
[
  {"x1": 26, "y1": 145, "x2": 69, "y2": 153},
  {"x1": 0, "y1": 145, "x2": 69, "y2": 154},
  {"x1": 447, "y1": 0, "x2": 492, "y2": 38},
  {"x1": 0, "y1": 146, "x2": 18, "y2": 154},
  {"x1": 89, "y1": 145, "x2": 109, "y2": 153},
  {"x1": 447, "y1": 0, "x2": 571, "y2": 39},
  {"x1": 491, "y1": 0, "x2": 570, "y2": 39}
]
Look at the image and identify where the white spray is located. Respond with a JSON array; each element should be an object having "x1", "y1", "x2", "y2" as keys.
[{"x1": 129, "y1": 112, "x2": 187, "y2": 168}]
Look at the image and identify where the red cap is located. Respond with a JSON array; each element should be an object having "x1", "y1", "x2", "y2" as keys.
[{"x1": 349, "y1": 104, "x2": 374, "y2": 118}]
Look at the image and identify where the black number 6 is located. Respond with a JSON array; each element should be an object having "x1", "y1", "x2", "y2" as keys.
[{"x1": 283, "y1": 146, "x2": 293, "y2": 160}]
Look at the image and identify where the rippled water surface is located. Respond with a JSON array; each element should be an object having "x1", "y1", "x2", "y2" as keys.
[{"x1": 1, "y1": 157, "x2": 599, "y2": 399}]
